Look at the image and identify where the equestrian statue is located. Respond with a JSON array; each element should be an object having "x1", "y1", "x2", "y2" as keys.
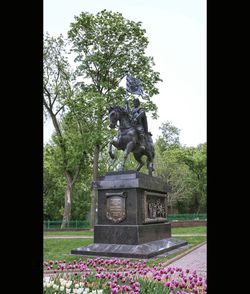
[{"x1": 108, "y1": 70, "x2": 155, "y2": 175}]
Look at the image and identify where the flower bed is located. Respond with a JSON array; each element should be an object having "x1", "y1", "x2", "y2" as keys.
[{"x1": 43, "y1": 258, "x2": 207, "y2": 293}]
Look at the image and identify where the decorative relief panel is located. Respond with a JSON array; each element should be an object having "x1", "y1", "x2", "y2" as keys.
[
  {"x1": 106, "y1": 192, "x2": 127, "y2": 223},
  {"x1": 144, "y1": 191, "x2": 167, "y2": 223}
]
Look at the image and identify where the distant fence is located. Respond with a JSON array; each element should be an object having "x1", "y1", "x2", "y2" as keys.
[
  {"x1": 167, "y1": 213, "x2": 207, "y2": 221},
  {"x1": 44, "y1": 214, "x2": 206, "y2": 230},
  {"x1": 43, "y1": 220, "x2": 91, "y2": 230}
]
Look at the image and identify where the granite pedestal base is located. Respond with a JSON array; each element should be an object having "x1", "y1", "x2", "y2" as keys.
[
  {"x1": 71, "y1": 171, "x2": 187, "y2": 258},
  {"x1": 71, "y1": 238, "x2": 188, "y2": 259},
  {"x1": 94, "y1": 223, "x2": 171, "y2": 244}
]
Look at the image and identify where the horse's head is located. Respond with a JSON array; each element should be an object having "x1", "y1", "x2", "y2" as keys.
[{"x1": 108, "y1": 106, "x2": 120, "y2": 129}]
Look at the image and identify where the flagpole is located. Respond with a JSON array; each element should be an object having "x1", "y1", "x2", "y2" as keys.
[{"x1": 125, "y1": 68, "x2": 130, "y2": 113}]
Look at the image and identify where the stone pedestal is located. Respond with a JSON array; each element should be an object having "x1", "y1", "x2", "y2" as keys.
[{"x1": 71, "y1": 171, "x2": 187, "y2": 258}]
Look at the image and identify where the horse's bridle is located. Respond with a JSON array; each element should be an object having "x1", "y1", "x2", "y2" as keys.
[{"x1": 109, "y1": 109, "x2": 119, "y2": 129}]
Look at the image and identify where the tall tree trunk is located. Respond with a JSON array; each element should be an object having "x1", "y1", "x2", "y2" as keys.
[
  {"x1": 91, "y1": 144, "x2": 100, "y2": 227},
  {"x1": 61, "y1": 171, "x2": 74, "y2": 228}
]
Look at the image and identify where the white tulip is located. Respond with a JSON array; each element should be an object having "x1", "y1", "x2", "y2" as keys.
[
  {"x1": 75, "y1": 283, "x2": 80, "y2": 288},
  {"x1": 66, "y1": 281, "x2": 72, "y2": 288},
  {"x1": 146, "y1": 271, "x2": 153, "y2": 279},
  {"x1": 44, "y1": 276, "x2": 50, "y2": 283}
]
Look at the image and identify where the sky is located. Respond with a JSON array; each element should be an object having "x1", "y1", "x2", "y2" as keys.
[{"x1": 43, "y1": 0, "x2": 206, "y2": 147}]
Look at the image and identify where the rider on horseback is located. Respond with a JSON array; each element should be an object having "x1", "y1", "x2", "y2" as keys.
[{"x1": 131, "y1": 98, "x2": 148, "y2": 150}]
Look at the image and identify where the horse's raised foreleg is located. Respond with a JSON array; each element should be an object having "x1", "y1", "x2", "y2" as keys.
[
  {"x1": 120, "y1": 141, "x2": 135, "y2": 171},
  {"x1": 108, "y1": 139, "x2": 116, "y2": 159}
]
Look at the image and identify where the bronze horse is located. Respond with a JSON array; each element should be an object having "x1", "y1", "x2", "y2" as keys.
[{"x1": 108, "y1": 106, "x2": 155, "y2": 175}]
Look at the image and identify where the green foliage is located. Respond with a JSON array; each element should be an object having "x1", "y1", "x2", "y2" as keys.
[
  {"x1": 43, "y1": 33, "x2": 74, "y2": 119},
  {"x1": 175, "y1": 144, "x2": 207, "y2": 213},
  {"x1": 154, "y1": 122, "x2": 206, "y2": 214},
  {"x1": 100, "y1": 148, "x2": 148, "y2": 175},
  {"x1": 68, "y1": 9, "x2": 162, "y2": 119},
  {"x1": 44, "y1": 145, "x2": 65, "y2": 220},
  {"x1": 70, "y1": 175, "x2": 92, "y2": 220},
  {"x1": 43, "y1": 33, "x2": 98, "y2": 224},
  {"x1": 154, "y1": 144, "x2": 191, "y2": 213},
  {"x1": 43, "y1": 134, "x2": 92, "y2": 220},
  {"x1": 138, "y1": 280, "x2": 169, "y2": 293},
  {"x1": 158, "y1": 121, "x2": 181, "y2": 150}
]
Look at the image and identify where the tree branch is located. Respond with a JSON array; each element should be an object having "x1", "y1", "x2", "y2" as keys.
[
  {"x1": 43, "y1": 86, "x2": 53, "y2": 109},
  {"x1": 55, "y1": 104, "x2": 65, "y2": 116}
]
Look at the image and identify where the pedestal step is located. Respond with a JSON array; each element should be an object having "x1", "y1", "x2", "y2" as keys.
[{"x1": 71, "y1": 238, "x2": 188, "y2": 259}]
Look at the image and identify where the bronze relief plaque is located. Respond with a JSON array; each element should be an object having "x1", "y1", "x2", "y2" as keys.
[
  {"x1": 106, "y1": 192, "x2": 127, "y2": 223},
  {"x1": 144, "y1": 191, "x2": 167, "y2": 224}
]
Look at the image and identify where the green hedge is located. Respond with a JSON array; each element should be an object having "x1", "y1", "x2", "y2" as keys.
[{"x1": 167, "y1": 213, "x2": 207, "y2": 221}]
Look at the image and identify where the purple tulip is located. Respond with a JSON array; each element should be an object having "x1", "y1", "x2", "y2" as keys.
[{"x1": 165, "y1": 282, "x2": 171, "y2": 287}]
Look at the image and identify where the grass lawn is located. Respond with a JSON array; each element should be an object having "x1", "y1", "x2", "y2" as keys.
[
  {"x1": 44, "y1": 238, "x2": 93, "y2": 262},
  {"x1": 172, "y1": 226, "x2": 206, "y2": 235},
  {"x1": 43, "y1": 235, "x2": 206, "y2": 265}
]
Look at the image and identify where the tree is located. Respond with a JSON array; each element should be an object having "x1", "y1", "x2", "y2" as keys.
[
  {"x1": 154, "y1": 142, "x2": 193, "y2": 213},
  {"x1": 44, "y1": 141, "x2": 92, "y2": 221},
  {"x1": 176, "y1": 143, "x2": 207, "y2": 213},
  {"x1": 157, "y1": 121, "x2": 181, "y2": 152},
  {"x1": 43, "y1": 33, "x2": 93, "y2": 228},
  {"x1": 68, "y1": 10, "x2": 162, "y2": 226},
  {"x1": 43, "y1": 146, "x2": 65, "y2": 220},
  {"x1": 154, "y1": 121, "x2": 207, "y2": 214}
]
